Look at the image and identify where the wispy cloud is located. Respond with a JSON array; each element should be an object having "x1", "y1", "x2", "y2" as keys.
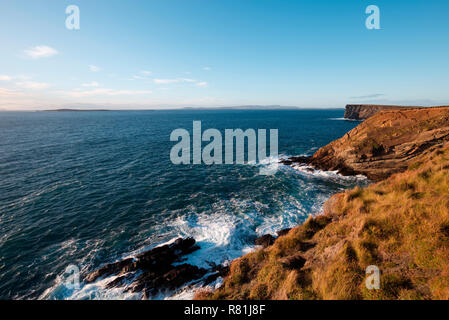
[
  {"x1": 81, "y1": 81, "x2": 99, "y2": 87},
  {"x1": 0, "y1": 75, "x2": 12, "y2": 81},
  {"x1": 89, "y1": 65, "x2": 101, "y2": 72},
  {"x1": 153, "y1": 78, "x2": 196, "y2": 84},
  {"x1": 153, "y1": 79, "x2": 180, "y2": 84},
  {"x1": 24, "y1": 45, "x2": 58, "y2": 59},
  {"x1": 196, "y1": 82, "x2": 208, "y2": 87},
  {"x1": 203, "y1": 67, "x2": 211, "y2": 71},
  {"x1": 126, "y1": 71, "x2": 152, "y2": 81},
  {"x1": 63, "y1": 88, "x2": 152, "y2": 97},
  {"x1": 350, "y1": 93, "x2": 385, "y2": 99},
  {"x1": 16, "y1": 81, "x2": 50, "y2": 89},
  {"x1": 0, "y1": 88, "x2": 27, "y2": 97}
]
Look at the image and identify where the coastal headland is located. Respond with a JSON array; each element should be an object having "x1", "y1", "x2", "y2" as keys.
[
  {"x1": 198, "y1": 105, "x2": 449, "y2": 300},
  {"x1": 84, "y1": 105, "x2": 449, "y2": 300}
]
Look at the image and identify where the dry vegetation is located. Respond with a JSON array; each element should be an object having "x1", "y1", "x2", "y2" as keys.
[{"x1": 198, "y1": 142, "x2": 449, "y2": 300}]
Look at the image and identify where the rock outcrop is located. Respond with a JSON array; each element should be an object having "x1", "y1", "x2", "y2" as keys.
[
  {"x1": 84, "y1": 237, "x2": 227, "y2": 298},
  {"x1": 285, "y1": 106, "x2": 449, "y2": 181},
  {"x1": 344, "y1": 104, "x2": 420, "y2": 120}
]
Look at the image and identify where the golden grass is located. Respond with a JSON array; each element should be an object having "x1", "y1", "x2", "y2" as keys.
[{"x1": 197, "y1": 143, "x2": 449, "y2": 300}]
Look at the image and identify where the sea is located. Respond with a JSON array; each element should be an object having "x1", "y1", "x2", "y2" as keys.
[{"x1": 0, "y1": 109, "x2": 369, "y2": 299}]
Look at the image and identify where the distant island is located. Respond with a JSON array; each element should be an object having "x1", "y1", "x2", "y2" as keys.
[
  {"x1": 43, "y1": 109, "x2": 111, "y2": 112},
  {"x1": 197, "y1": 105, "x2": 449, "y2": 300}
]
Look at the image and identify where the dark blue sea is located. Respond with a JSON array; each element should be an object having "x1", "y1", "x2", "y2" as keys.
[{"x1": 0, "y1": 109, "x2": 368, "y2": 299}]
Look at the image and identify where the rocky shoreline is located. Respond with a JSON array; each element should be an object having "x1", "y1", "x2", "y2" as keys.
[
  {"x1": 86, "y1": 105, "x2": 449, "y2": 299},
  {"x1": 197, "y1": 106, "x2": 449, "y2": 300},
  {"x1": 84, "y1": 237, "x2": 231, "y2": 298},
  {"x1": 84, "y1": 232, "x2": 293, "y2": 298}
]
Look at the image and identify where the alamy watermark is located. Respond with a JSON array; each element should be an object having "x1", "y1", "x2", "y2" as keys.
[
  {"x1": 64, "y1": 5, "x2": 379, "y2": 31},
  {"x1": 170, "y1": 121, "x2": 278, "y2": 175},
  {"x1": 62, "y1": 264, "x2": 80, "y2": 290},
  {"x1": 366, "y1": 5, "x2": 381, "y2": 30},
  {"x1": 66, "y1": 5, "x2": 80, "y2": 30},
  {"x1": 365, "y1": 265, "x2": 380, "y2": 290}
]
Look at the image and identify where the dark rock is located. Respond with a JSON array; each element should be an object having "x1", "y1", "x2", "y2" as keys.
[
  {"x1": 279, "y1": 156, "x2": 311, "y2": 166},
  {"x1": 277, "y1": 228, "x2": 291, "y2": 237},
  {"x1": 85, "y1": 237, "x2": 201, "y2": 291},
  {"x1": 204, "y1": 264, "x2": 230, "y2": 285},
  {"x1": 105, "y1": 274, "x2": 129, "y2": 289},
  {"x1": 85, "y1": 258, "x2": 134, "y2": 283},
  {"x1": 129, "y1": 264, "x2": 207, "y2": 297},
  {"x1": 162, "y1": 264, "x2": 207, "y2": 289},
  {"x1": 255, "y1": 234, "x2": 276, "y2": 248}
]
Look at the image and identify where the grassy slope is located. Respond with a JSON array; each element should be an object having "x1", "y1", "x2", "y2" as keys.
[{"x1": 198, "y1": 142, "x2": 449, "y2": 300}]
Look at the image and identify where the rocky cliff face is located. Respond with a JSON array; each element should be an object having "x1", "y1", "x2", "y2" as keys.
[
  {"x1": 344, "y1": 104, "x2": 420, "y2": 120},
  {"x1": 310, "y1": 106, "x2": 449, "y2": 180}
]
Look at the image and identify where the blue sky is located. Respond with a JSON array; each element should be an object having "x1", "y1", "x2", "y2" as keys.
[{"x1": 0, "y1": 0, "x2": 448, "y2": 110}]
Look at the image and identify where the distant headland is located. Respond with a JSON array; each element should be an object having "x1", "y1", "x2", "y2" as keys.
[{"x1": 344, "y1": 104, "x2": 423, "y2": 120}]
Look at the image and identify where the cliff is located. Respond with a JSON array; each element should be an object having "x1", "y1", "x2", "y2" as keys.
[
  {"x1": 344, "y1": 104, "x2": 421, "y2": 120},
  {"x1": 309, "y1": 106, "x2": 449, "y2": 181},
  {"x1": 198, "y1": 107, "x2": 449, "y2": 300}
]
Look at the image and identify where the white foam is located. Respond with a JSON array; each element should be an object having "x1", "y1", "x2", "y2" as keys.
[
  {"x1": 289, "y1": 163, "x2": 369, "y2": 183},
  {"x1": 169, "y1": 207, "x2": 257, "y2": 269},
  {"x1": 40, "y1": 271, "x2": 143, "y2": 300}
]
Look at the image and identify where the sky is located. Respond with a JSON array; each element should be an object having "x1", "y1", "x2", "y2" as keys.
[{"x1": 0, "y1": 0, "x2": 448, "y2": 110}]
